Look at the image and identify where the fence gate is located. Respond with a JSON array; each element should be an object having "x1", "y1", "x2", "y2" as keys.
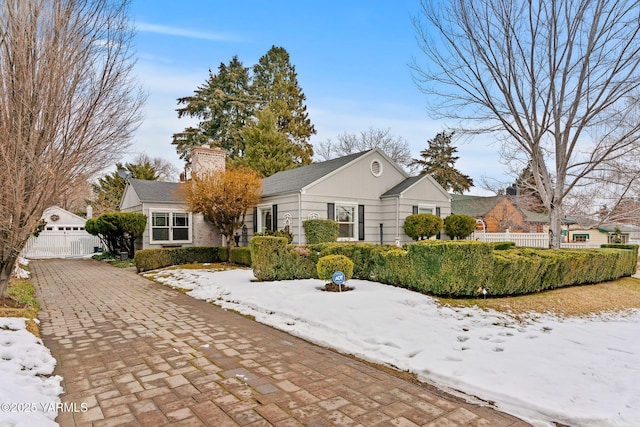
[{"x1": 22, "y1": 230, "x2": 101, "y2": 259}]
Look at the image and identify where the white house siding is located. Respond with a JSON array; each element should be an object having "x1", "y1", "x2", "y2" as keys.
[
  {"x1": 245, "y1": 194, "x2": 300, "y2": 243},
  {"x1": 122, "y1": 202, "x2": 220, "y2": 250}
]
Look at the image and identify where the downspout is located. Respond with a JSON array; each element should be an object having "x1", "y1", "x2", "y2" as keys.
[
  {"x1": 298, "y1": 191, "x2": 302, "y2": 245},
  {"x1": 395, "y1": 196, "x2": 400, "y2": 246}
]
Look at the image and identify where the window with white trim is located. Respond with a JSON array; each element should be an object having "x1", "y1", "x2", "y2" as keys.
[
  {"x1": 150, "y1": 211, "x2": 191, "y2": 243},
  {"x1": 418, "y1": 204, "x2": 436, "y2": 215},
  {"x1": 336, "y1": 203, "x2": 357, "y2": 240},
  {"x1": 258, "y1": 206, "x2": 273, "y2": 233}
]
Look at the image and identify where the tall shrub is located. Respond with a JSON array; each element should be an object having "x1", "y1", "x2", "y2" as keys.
[
  {"x1": 443, "y1": 214, "x2": 477, "y2": 240},
  {"x1": 303, "y1": 219, "x2": 339, "y2": 244},
  {"x1": 403, "y1": 214, "x2": 442, "y2": 240},
  {"x1": 86, "y1": 212, "x2": 147, "y2": 257}
]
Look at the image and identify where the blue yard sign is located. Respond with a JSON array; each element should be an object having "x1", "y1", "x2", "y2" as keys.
[{"x1": 332, "y1": 271, "x2": 345, "y2": 285}]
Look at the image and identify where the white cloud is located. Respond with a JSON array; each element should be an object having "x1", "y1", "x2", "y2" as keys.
[{"x1": 136, "y1": 22, "x2": 240, "y2": 42}]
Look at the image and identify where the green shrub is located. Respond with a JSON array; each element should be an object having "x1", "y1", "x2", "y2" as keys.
[
  {"x1": 250, "y1": 236, "x2": 289, "y2": 281},
  {"x1": 303, "y1": 219, "x2": 339, "y2": 243},
  {"x1": 86, "y1": 212, "x2": 147, "y2": 257},
  {"x1": 443, "y1": 214, "x2": 477, "y2": 240},
  {"x1": 372, "y1": 248, "x2": 415, "y2": 288},
  {"x1": 492, "y1": 241, "x2": 517, "y2": 250},
  {"x1": 254, "y1": 229, "x2": 294, "y2": 243},
  {"x1": 317, "y1": 255, "x2": 354, "y2": 282},
  {"x1": 403, "y1": 214, "x2": 443, "y2": 241},
  {"x1": 229, "y1": 247, "x2": 252, "y2": 266},
  {"x1": 408, "y1": 240, "x2": 494, "y2": 296},
  {"x1": 313, "y1": 242, "x2": 394, "y2": 280},
  {"x1": 134, "y1": 247, "x2": 226, "y2": 272}
]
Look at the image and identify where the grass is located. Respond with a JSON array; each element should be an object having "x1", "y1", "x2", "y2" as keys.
[
  {"x1": 92, "y1": 252, "x2": 136, "y2": 268},
  {"x1": 0, "y1": 277, "x2": 40, "y2": 336},
  {"x1": 437, "y1": 276, "x2": 640, "y2": 317}
]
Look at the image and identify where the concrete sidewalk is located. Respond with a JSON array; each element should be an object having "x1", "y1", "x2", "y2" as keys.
[{"x1": 32, "y1": 259, "x2": 530, "y2": 427}]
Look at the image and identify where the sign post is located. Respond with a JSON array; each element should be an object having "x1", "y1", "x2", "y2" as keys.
[{"x1": 332, "y1": 271, "x2": 345, "y2": 292}]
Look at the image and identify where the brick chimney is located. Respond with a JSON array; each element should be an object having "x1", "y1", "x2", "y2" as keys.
[{"x1": 188, "y1": 145, "x2": 226, "y2": 179}]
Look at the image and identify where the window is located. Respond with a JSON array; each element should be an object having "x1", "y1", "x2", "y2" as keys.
[
  {"x1": 572, "y1": 234, "x2": 589, "y2": 242},
  {"x1": 370, "y1": 159, "x2": 383, "y2": 177},
  {"x1": 336, "y1": 204, "x2": 356, "y2": 240},
  {"x1": 151, "y1": 211, "x2": 191, "y2": 243},
  {"x1": 258, "y1": 207, "x2": 273, "y2": 233},
  {"x1": 418, "y1": 204, "x2": 435, "y2": 215}
]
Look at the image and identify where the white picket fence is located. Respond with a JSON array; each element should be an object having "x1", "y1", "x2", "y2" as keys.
[
  {"x1": 469, "y1": 232, "x2": 601, "y2": 248},
  {"x1": 22, "y1": 231, "x2": 101, "y2": 259}
]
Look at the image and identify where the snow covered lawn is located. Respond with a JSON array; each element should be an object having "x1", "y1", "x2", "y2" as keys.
[
  {"x1": 0, "y1": 317, "x2": 62, "y2": 427},
  {"x1": 147, "y1": 267, "x2": 640, "y2": 427}
]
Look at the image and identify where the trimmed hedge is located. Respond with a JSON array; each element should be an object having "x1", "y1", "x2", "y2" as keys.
[
  {"x1": 407, "y1": 240, "x2": 494, "y2": 296},
  {"x1": 134, "y1": 246, "x2": 227, "y2": 272},
  {"x1": 249, "y1": 238, "x2": 639, "y2": 297},
  {"x1": 302, "y1": 219, "x2": 339, "y2": 244},
  {"x1": 230, "y1": 247, "x2": 252, "y2": 266},
  {"x1": 317, "y1": 255, "x2": 354, "y2": 282}
]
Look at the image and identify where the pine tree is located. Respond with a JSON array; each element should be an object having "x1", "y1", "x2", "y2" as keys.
[
  {"x1": 90, "y1": 161, "x2": 160, "y2": 214},
  {"x1": 172, "y1": 56, "x2": 254, "y2": 161},
  {"x1": 252, "y1": 46, "x2": 316, "y2": 165},
  {"x1": 237, "y1": 109, "x2": 297, "y2": 178},
  {"x1": 513, "y1": 161, "x2": 547, "y2": 213},
  {"x1": 411, "y1": 131, "x2": 473, "y2": 194}
]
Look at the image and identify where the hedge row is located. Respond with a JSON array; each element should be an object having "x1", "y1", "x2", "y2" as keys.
[
  {"x1": 134, "y1": 246, "x2": 252, "y2": 272},
  {"x1": 249, "y1": 237, "x2": 639, "y2": 297}
]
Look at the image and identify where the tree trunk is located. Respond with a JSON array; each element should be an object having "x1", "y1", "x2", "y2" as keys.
[
  {"x1": 549, "y1": 206, "x2": 563, "y2": 249},
  {"x1": 0, "y1": 255, "x2": 18, "y2": 299}
]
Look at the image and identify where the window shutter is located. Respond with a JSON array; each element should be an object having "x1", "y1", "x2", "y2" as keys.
[
  {"x1": 412, "y1": 205, "x2": 418, "y2": 215},
  {"x1": 436, "y1": 207, "x2": 442, "y2": 239},
  {"x1": 253, "y1": 207, "x2": 257, "y2": 233},
  {"x1": 358, "y1": 205, "x2": 365, "y2": 241},
  {"x1": 436, "y1": 207, "x2": 441, "y2": 216},
  {"x1": 272, "y1": 205, "x2": 278, "y2": 230},
  {"x1": 327, "y1": 203, "x2": 335, "y2": 220}
]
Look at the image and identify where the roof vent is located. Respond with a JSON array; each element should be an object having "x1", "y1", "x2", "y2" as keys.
[{"x1": 370, "y1": 159, "x2": 383, "y2": 177}]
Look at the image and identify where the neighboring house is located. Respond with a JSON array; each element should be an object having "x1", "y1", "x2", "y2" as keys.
[
  {"x1": 120, "y1": 146, "x2": 452, "y2": 248},
  {"x1": 245, "y1": 148, "x2": 452, "y2": 245},
  {"x1": 567, "y1": 222, "x2": 640, "y2": 245},
  {"x1": 22, "y1": 206, "x2": 100, "y2": 258},
  {"x1": 451, "y1": 194, "x2": 549, "y2": 233}
]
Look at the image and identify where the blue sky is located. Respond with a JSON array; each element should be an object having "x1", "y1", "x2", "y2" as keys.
[{"x1": 128, "y1": 1, "x2": 503, "y2": 194}]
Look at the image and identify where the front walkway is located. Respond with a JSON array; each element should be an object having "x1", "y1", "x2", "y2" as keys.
[{"x1": 32, "y1": 259, "x2": 529, "y2": 426}]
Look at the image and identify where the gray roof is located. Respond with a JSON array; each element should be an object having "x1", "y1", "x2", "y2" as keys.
[
  {"x1": 380, "y1": 175, "x2": 423, "y2": 198},
  {"x1": 262, "y1": 151, "x2": 371, "y2": 197},
  {"x1": 128, "y1": 179, "x2": 186, "y2": 203}
]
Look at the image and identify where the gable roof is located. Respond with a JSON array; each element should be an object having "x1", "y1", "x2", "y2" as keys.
[
  {"x1": 261, "y1": 150, "x2": 373, "y2": 197},
  {"x1": 451, "y1": 194, "x2": 552, "y2": 224},
  {"x1": 450, "y1": 194, "x2": 506, "y2": 217},
  {"x1": 128, "y1": 179, "x2": 186, "y2": 203},
  {"x1": 380, "y1": 174, "x2": 451, "y2": 200}
]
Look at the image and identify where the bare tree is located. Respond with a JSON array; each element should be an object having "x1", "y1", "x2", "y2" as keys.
[
  {"x1": 132, "y1": 154, "x2": 179, "y2": 182},
  {"x1": 317, "y1": 127, "x2": 414, "y2": 170},
  {"x1": 0, "y1": 0, "x2": 145, "y2": 296},
  {"x1": 413, "y1": 0, "x2": 640, "y2": 247}
]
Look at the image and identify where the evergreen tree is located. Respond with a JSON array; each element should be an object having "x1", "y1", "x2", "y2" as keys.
[
  {"x1": 238, "y1": 109, "x2": 297, "y2": 178},
  {"x1": 512, "y1": 161, "x2": 547, "y2": 213},
  {"x1": 172, "y1": 56, "x2": 254, "y2": 161},
  {"x1": 411, "y1": 131, "x2": 473, "y2": 194},
  {"x1": 252, "y1": 46, "x2": 316, "y2": 165},
  {"x1": 90, "y1": 161, "x2": 159, "y2": 214}
]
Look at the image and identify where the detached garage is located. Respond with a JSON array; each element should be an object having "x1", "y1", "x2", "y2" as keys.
[{"x1": 22, "y1": 206, "x2": 100, "y2": 259}]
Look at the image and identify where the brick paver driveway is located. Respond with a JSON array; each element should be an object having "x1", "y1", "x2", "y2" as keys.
[{"x1": 31, "y1": 259, "x2": 530, "y2": 426}]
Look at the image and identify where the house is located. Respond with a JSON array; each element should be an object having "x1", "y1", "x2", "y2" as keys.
[
  {"x1": 246, "y1": 148, "x2": 452, "y2": 245},
  {"x1": 567, "y1": 222, "x2": 640, "y2": 245},
  {"x1": 451, "y1": 194, "x2": 549, "y2": 233},
  {"x1": 22, "y1": 206, "x2": 100, "y2": 258},
  {"x1": 120, "y1": 146, "x2": 452, "y2": 248},
  {"x1": 119, "y1": 146, "x2": 225, "y2": 250}
]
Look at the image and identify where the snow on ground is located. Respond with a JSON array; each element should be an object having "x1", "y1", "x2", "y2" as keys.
[
  {"x1": 147, "y1": 267, "x2": 640, "y2": 427},
  {"x1": 0, "y1": 318, "x2": 63, "y2": 427}
]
